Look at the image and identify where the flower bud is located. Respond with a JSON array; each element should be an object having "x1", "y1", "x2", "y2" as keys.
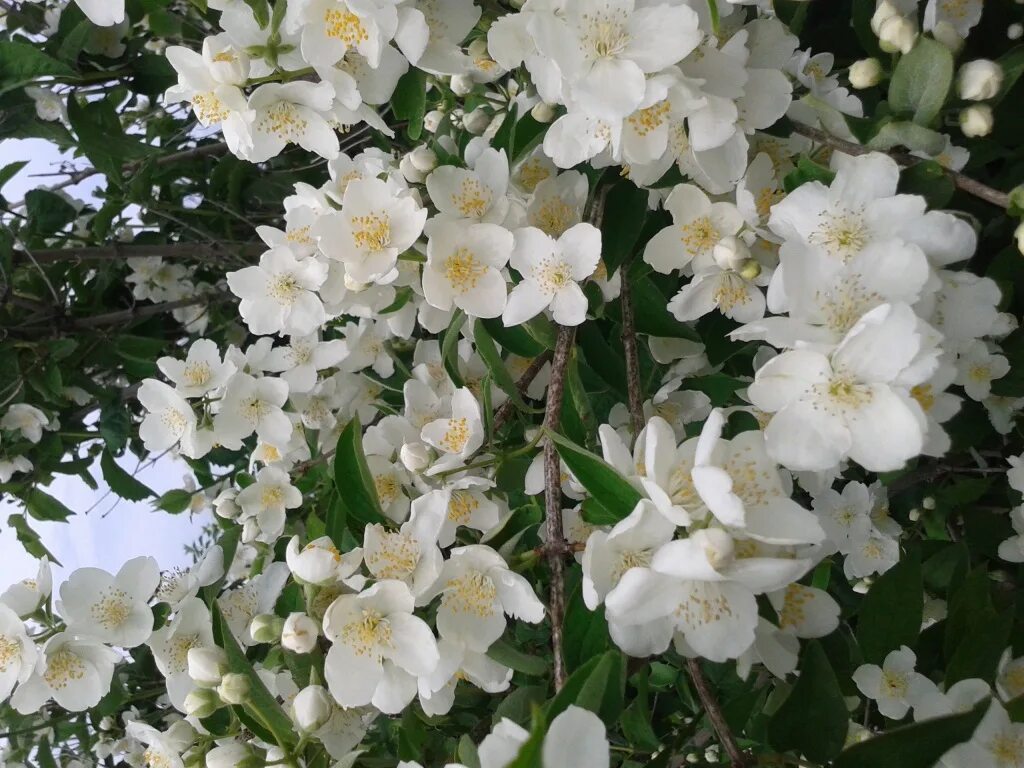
[
  {"x1": 530, "y1": 102, "x2": 557, "y2": 123},
  {"x1": 188, "y1": 646, "x2": 228, "y2": 688},
  {"x1": 932, "y1": 20, "x2": 964, "y2": 52},
  {"x1": 878, "y1": 15, "x2": 918, "y2": 54},
  {"x1": 281, "y1": 613, "x2": 319, "y2": 654},
  {"x1": 400, "y1": 441, "x2": 431, "y2": 472},
  {"x1": 291, "y1": 685, "x2": 334, "y2": 732},
  {"x1": 908, "y1": 508, "x2": 921, "y2": 521},
  {"x1": 849, "y1": 58, "x2": 883, "y2": 89},
  {"x1": 213, "y1": 489, "x2": 240, "y2": 520},
  {"x1": 870, "y1": 0, "x2": 901, "y2": 35},
  {"x1": 959, "y1": 104, "x2": 994, "y2": 137},
  {"x1": 399, "y1": 153, "x2": 426, "y2": 184},
  {"x1": 450, "y1": 75, "x2": 474, "y2": 96},
  {"x1": 922, "y1": 496, "x2": 936, "y2": 510},
  {"x1": 206, "y1": 743, "x2": 253, "y2": 768},
  {"x1": 423, "y1": 110, "x2": 444, "y2": 133},
  {"x1": 738, "y1": 259, "x2": 763, "y2": 281},
  {"x1": 712, "y1": 235, "x2": 751, "y2": 272},
  {"x1": 408, "y1": 146, "x2": 438, "y2": 174},
  {"x1": 216, "y1": 673, "x2": 251, "y2": 706},
  {"x1": 1009, "y1": 23, "x2": 1023, "y2": 41},
  {"x1": 249, "y1": 613, "x2": 284, "y2": 644},
  {"x1": 1015, "y1": 222, "x2": 1024, "y2": 256},
  {"x1": 463, "y1": 107, "x2": 491, "y2": 135},
  {"x1": 958, "y1": 60, "x2": 1003, "y2": 101},
  {"x1": 184, "y1": 687, "x2": 221, "y2": 719}
]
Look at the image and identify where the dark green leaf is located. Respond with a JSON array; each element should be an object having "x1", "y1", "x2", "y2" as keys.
[
  {"x1": 25, "y1": 189, "x2": 77, "y2": 235},
  {"x1": 7, "y1": 514, "x2": 62, "y2": 564},
  {"x1": 546, "y1": 429, "x2": 642, "y2": 523},
  {"x1": 474, "y1": 319, "x2": 531, "y2": 412},
  {"x1": 487, "y1": 638, "x2": 550, "y2": 677},
  {"x1": 442, "y1": 309, "x2": 466, "y2": 388},
  {"x1": 945, "y1": 608, "x2": 1013, "y2": 687},
  {"x1": 0, "y1": 41, "x2": 75, "y2": 86},
  {"x1": 856, "y1": 549, "x2": 923, "y2": 664},
  {"x1": 391, "y1": 68, "x2": 427, "y2": 141},
  {"x1": 600, "y1": 181, "x2": 647, "y2": 274},
  {"x1": 100, "y1": 450, "x2": 155, "y2": 501},
  {"x1": 332, "y1": 416, "x2": 386, "y2": 524},
  {"x1": 24, "y1": 488, "x2": 74, "y2": 521},
  {"x1": 769, "y1": 641, "x2": 849, "y2": 763}
]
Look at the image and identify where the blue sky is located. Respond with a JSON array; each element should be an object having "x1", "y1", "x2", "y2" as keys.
[{"x1": 1, "y1": 137, "x2": 209, "y2": 586}]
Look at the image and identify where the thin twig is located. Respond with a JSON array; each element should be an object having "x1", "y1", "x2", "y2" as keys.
[
  {"x1": 16, "y1": 241, "x2": 263, "y2": 265},
  {"x1": 687, "y1": 658, "x2": 748, "y2": 768},
  {"x1": 492, "y1": 349, "x2": 554, "y2": 431},
  {"x1": 542, "y1": 324, "x2": 575, "y2": 692},
  {"x1": 619, "y1": 276, "x2": 645, "y2": 440},
  {"x1": 789, "y1": 120, "x2": 1011, "y2": 210}
]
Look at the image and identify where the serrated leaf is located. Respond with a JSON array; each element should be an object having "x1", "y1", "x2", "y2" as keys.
[
  {"x1": 100, "y1": 450, "x2": 155, "y2": 502},
  {"x1": 7, "y1": 514, "x2": 62, "y2": 565},
  {"x1": 24, "y1": 488, "x2": 74, "y2": 522},
  {"x1": 769, "y1": 641, "x2": 849, "y2": 763},
  {"x1": 856, "y1": 549, "x2": 923, "y2": 664},
  {"x1": 546, "y1": 429, "x2": 642, "y2": 523},
  {"x1": 888, "y1": 37, "x2": 954, "y2": 126}
]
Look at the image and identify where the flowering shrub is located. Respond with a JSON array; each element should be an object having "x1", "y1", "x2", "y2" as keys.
[{"x1": 3, "y1": 0, "x2": 1024, "y2": 766}]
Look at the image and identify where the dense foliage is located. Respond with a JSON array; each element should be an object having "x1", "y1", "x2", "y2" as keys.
[{"x1": 3, "y1": 0, "x2": 1024, "y2": 767}]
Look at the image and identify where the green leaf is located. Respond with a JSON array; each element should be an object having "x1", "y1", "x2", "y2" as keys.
[
  {"x1": 546, "y1": 429, "x2": 642, "y2": 523},
  {"x1": 899, "y1": 160, "x2": 955, "y2": 209},
  {"x1": 474, "y1": 319, "x2": 531, "y2": 412},
  {"x1": 243, "y1": 0, "x2": 271, "y2": 26},
  {"x1": 7, "y1": 514, "x2": 62, "y2": 564},
  {"x1": 481, "y1": 317, "x2": 546, "y2": 358},
  {"x1": 391, "y1": 68, "x2": 427, "y2": 141},
  {"x1": 0, "y1": 41, "x2": 75, "y2": 86},
  {"x1": 768, "y1": 641, "x2": 849, "y2": 763},
  {"x1": 487, "y1": 638, "x2": 550, "y2": 677},
  {"x1": 441, "y1": 309, "x2": 467, "y2": 388},
  {"x1": 25, "y1": 189, "x2": 78, "y2": 235},
  {"x1": 546, "y1": 651, "x2": 625, "y2": 726},
  {"x1": 945, "y1": 608, "x2": 1013, "y2": 687},
  {"x1": 99, "y1": 402, "x2": 131, "y2": 455},
  {"x1": 332, "y1": 416, "x2": 386, "y2": 524},
  {"x1": 888, "y1": 37, "x2": 954, "y2": 126},
  {"x1": 832, "y1": 700, "x2": 988, "y2": 768},
  {"x1": 24, "y1": 488, "x2": 74, "y2": 522},
  {"x1": 626, "y1": 274, "x2": 699, "y2": 340},
  {"x1": 856, "y1": 549, "x2": 923, "y2": 664},
  {"x1": 783, "y1": 154, "x2": 836, "y2": 193},
  {"x1": 600, "y1": 181, "x2": 647, "y2": 274},
  {"x1": 212, "y1": 602, "x2": 298, "y2": 748},
  {"x1": 154, "y1": 489, "x2": 193, "y2": 515},
  {"x1": 100, "y1": 450, "x2": 155, "y2": 502},
  {"x1": 868, "y1": 121, "x2": 947, "y2": 155},
  {"x1": 506, "y1": 707, "x2": 546, "y2": 768},
  {"x1": 0, "y1": 160, "x2": 28, "y2": 191}
]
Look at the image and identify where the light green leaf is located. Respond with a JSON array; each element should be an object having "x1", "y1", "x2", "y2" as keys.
[
  {"x1": 154, "y1": 489, "x2": 193, "y2": 515},
  {"x1": 888, "y1": 37, "x2": 954, "y2": 126},
  {"x1": 0, "y1": 41, "x2": 75, "y2": 85}
]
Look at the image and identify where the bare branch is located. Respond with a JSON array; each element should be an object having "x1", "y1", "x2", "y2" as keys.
[
  {"x1": 619, "y1": 276, "x2": 645, "y2": 440},
  {"x1": 492, "y1": 349, "x2": 554, "y2": 432},
  {"x1": 789, "y1": 120, "x2": 1011, "y2": 210},
  {"x1": 688, "y1": 659, "x2": 749, "y2": 768},
  {"x1": 17, "y1": 242, "x2": 264, "y2": 265}
]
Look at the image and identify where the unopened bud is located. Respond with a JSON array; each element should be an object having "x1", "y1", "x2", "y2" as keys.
[
  {"x1": 249, "y1": 613, "x2": 284, "y2": 644},
  {"x1": 463, "y1": 107, "x2": 491, "y2": 135},
  {"x1": 423, "y1": 110, "x2": 444, "y2": 133},
  {"x1": 530, "y1": 102, "x2": 557, "y2": 123},
  {"x1": 450, "y1": 74, "x2": 474, "y2": 96},
  {"x1": 399, "y1": 153, "x2": 426, "y2": 184},
  {"x1": 932, "y1": 20, "x2": 964, "y2": 52},
  {"x1": 188, "y1": 646, "x2": 228, "y2": 688},
  {"x1": 870, "y1": 0, "x2": 901, "y2": 35},
  {"x1": 291, "y1": 685, "x2": 334, "y2": 732},
  {"x1": 400, "y1": 441, "x2": 431, "y2": 473},
  {"x1": 213, "y1": 489, "x2": 240, "y2": 520},
  {"x1": 712, "y1": 235, "x2": 751, "y2": 272},
  {"x1": 960, "y1": 104, "x2": 994, "y2": 137},
  {"x1": 908, "y1": 508, "x2": 921, "y2": 521},
  {"x1": 878, "y1": 15, "x2": 918, "y2": 54},
  {"x1": 206, "y1": 743, "x2": 254, "y2": 768},
  {"x1": 281, "y1": 613, "x2": 319, "y2": 654},
  {"x1": 849, "y1": 58, "x2": 883, "y2": 89},
  {"x1": 1009, "y1": 23, "x2": 1023, "y2": 41},
  {"x1": 409, "y1": 146, "x2": 438, "y2": 173},
  {"x1": 958, "y1": 60, "x2": 1003, "y2": 101},
  {"x1": 467, "y1": 38, "x2": 489, "y2": 58},
  {"x1": 217, "y1": 673, "x2": 251, "y2": 705},
  {"x1": 184, "y1": 687, "x2": 221, "y2": 719},
  {"x1": 922, "y1": 496, "x2": 936, "y2": 510}
]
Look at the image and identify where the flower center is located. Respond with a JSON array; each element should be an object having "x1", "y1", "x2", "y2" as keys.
[
  {"x1": 365, "y1": 531, "x2": 419, "y2": 579},
  {"x1": 183, "y1": 361, "x2": 212, "y2": 388},
  {"x1": 444, "y1": 248, "x2": 488, "y2": 293},
  {"x1": 192, "y1": 92, "x2": 230, "y2": 125},
  {"x1": 533, "y1": 199, "x2": 575, "y2": 238},
  {"x1": 268, "y1": 273, "x2": 301, "y2": 304},
  {"x1": 582, "y1": 13, "x2": 630, "y2": 59},
  {"x1": 323, "y1": 8, "x2": 368, "y2": 45},
  {"x1": 442, "y1": 571, "x2": 497, "y2": 617},
  {"x1": 258, "y1": 101, "x2": 308, "y2": 142},
  {"x1": 342, "y1": 610, "x2": 391, "y2": 658},
  {"x1": 0, "y1": 635, "x2": 21, "y2": 672},
  {"x1": 680, "y1": 216, "x2": 719, "y2": 255},
  {"x1": 441, "y1": 417, "x2": 470, "y2": 454},
  {"x1": 453, "y1": 178, "x2": 491, "y2": 218},
  {"x1": 351, "y1": 212, "x2": 392, "y2": 252},
  {"x1": 91, "y1": 589, "x2": 131, "y2": 629},
  {"x1": 44, "y1": 649, "x2": 87, "y2": 689},
  {"x1": 810, "y1": 210, "x2": 868, "y2": 261}
]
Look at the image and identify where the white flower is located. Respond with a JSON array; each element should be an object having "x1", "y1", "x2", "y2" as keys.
[
  {"x1": 421, "y1": 544, "x2": 545, "y2": 652},
  {"x1": 1, "y1": 403, "x2": 49, "y2": 444},
  {"x1": 418, "y1": 636, "x2": 512, "y2": 717},
  {"x1": 228, "y1": 247, "x2": 328, "y2": 337},
  {"x1": 954, "y1": 340, "x2": 1010, "y2": 401},
  {"x1": 852, "y1": 646, "x2": 936, "y2": 719},
  {"x1": 0, "y1": 456, "x2": 32, "y2": 483},
  {"x1": 426, "y1": 147, "x2": 510, "y2": 224},
  {"x1": 412, "y1": 480, "x2": 502, "y2": 548},
  {"x1": 582, "y1": 499, "x2": 675, "y2": 609},
  {"x1": 243, "y1": 82, "x2": 340, "y2": 163},
  {"x1": 219, "y1": 563, "x2": 290, "y2": 646},
  {"x1": 316, "y1": 177, "x2": 427, "y2": 284},
  {"x1": 282, "y1": 613, "x2": 320, "y2": 654},
  {"x1": 526, "y1": 171, "x2": 588, "y2": 238},
  {"x1": 532, "y1": 0, "x2": 701, "y2": 120},
  {"x1": 291, "y1": 684, "x2": 335, "y2": 732},
  {"x1": 322, "y1": 580, "x2": 439, "y2": 713},
  {"x1": 767, "y1": 584, "x2": 840, "y2": 638},
  {"x1": 849, "y1": 58, "x2": 883, "y2": 89},
  {"x1": 285, "y1": 0, "x2": 398, "y2": 68},
  {"x1": 503, "y1": 223, "x2": 601, "y2": 327},
  {"x1": 138, "y1": 380, "x2": 207, "y2": 457},
  {"x1": 263, "y1": 334, "x2": 347, "y2": 394},
  {"x1": 998, "y1": 507, "x2": 1024, "y2": 564},
  {"x1": 74, "y1": 0, "x2": 125, "y2": 26},
  {"x1": 148, "y1": 597, "x2": 216, "y2": 710},
  {"x1": 421, "y1": 388, "x2": 484, "y2": 471},
  {"x1": 913, "y1": 677, "x2": 989, "y2": 721},
  {"x1": 158, "y1": 339, "x2": 236, "y2": 398},
  {"x1": 25, "y1": 86, "x2": 67, "y2": 123},
  {"x1": 422, "y1": 221, "x2": 512, "y2": 318},
  {"x1": 362, "y1": 501, "x2": 445, "y2": 598},
  {"x1": 125, "y1": 721, "x2": 195, "y2": 768},
  {"x1": 213, "y1": 373, "x2": 291, "y2": 450},
  {"x1": 12, "y1": 633, "x2": 118, "y2": 713},
  {"x1": 747, "y1": 303, "x2": 936, "y2": 472},
  {"x1": 235, "y1": 467, "x2": 303, "y2": 544},
  {"x1": 924, "y1": 0, "x2": 982, "y2": 38},
  {"x1": 644, "y1": 184, "x2": 744, "y2": 275},
  {"x1": 0, "y1": 604, "x2": 36, "y2": 700},
  {"x1": 287, "y1": 535, "x2": 363, "y2": 585},
  {"x1": 1, "y1": 557, "x2": 52, "y2": 617},
  {"x1": 960, "y1": 104, "x2": 994, "y2": 138},
  {"x1": 59, "y1": 557, "x2": 160, "y2": 648},
  {"x1": 478, "y1": 705, "x2": 610, "y2": 768}
]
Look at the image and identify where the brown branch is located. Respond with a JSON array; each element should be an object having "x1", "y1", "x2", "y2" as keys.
[
  {"x1": 619, "y1": 276, "x2": 645, "y2": 440},
  {"x1": 492, "y1": 349, "x2": 555, "y2": 431},
  {"x1": 542, "y1": 324, "x2": 575, "y2": 692},
  {"x1": 18, "y1": 242, "x2": 264, "y2": 265},
  {"x1": 687, "y1": 658, "x2": 748, "y2": 768},
  {"x1": 789, "y1": 120, "x2": 1010, "y2": 210}
]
